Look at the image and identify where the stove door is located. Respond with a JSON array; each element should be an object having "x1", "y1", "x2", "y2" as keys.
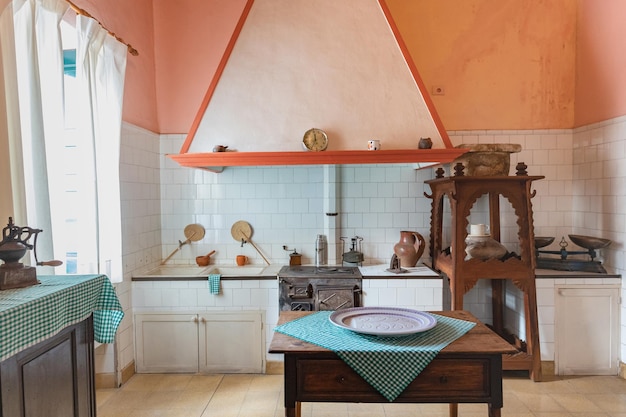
[{"x1": 315, "y1": 286, "x2": 359, "y2": 311}]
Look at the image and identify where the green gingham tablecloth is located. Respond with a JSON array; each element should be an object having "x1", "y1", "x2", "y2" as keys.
[
  {"x1": 275, "y1": 311, "x2": 475, "y2": 401},
  {"x1": 0, "y1": 274, "x2": 124, "y2": 362}
]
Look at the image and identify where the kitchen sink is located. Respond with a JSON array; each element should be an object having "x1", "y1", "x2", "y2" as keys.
[
  {"x1": 139, "y1": 265, "x2": 212, "y2": 277},
  {"x1": 208, "y1": 266, "x2": 266, "y2": 276},
  {"x1": 133, "y1": 264, "x2": 282, "y2": 279}
]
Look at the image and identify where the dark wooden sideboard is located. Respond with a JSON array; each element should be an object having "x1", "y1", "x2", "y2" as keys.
[
  {"x1": 270, "y1": 310, "x2": 516, "y2": 417},
  {"x1": 0, "y1": 316, "x2": 96, "y2": 417}
]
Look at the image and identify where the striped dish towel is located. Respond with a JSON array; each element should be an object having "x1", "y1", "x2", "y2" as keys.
[{"x1": 208, "y1": 274, "x2": 221, "y2": 295}]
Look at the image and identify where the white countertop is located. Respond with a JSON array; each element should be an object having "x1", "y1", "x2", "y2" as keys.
[{"x1": 359, "y1": 264, "x2": 440, "y2": 277}]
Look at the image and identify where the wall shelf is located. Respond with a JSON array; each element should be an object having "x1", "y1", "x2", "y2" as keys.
[{"x1": 168, "y1": 148, "x2": 468, "y2": 172}]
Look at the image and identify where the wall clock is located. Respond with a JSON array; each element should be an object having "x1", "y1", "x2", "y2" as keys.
[{"x1": 302, "y1": 128, "x2": 328, "y2": 151}]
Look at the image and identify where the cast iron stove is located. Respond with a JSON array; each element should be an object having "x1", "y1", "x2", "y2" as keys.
[{"x1": 278, "y1": 265, "x2": 362, "y2": 312}]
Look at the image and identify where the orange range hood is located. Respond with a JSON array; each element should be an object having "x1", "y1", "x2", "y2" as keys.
[{"x1": 168, "y1": 0, "x2": 467, "y2": 172}]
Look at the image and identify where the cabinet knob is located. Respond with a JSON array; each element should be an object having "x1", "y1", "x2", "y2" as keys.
[
  {"x1": 439, "y1": 375, "x2": 448, "y2": 384},
  {"x1": 192, "y1": 316, "x2": 198, "y2": 323},
  {"x1": 336, "y1": 376, "x2": 346, "y2": 384}
]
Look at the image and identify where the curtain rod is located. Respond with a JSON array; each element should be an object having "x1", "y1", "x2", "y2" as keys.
[{"x1": 67, "y1": 1, "x2": 139, "y2": 56}]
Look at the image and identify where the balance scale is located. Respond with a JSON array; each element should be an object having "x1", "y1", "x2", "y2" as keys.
[{"x1": 535, "y1": 234, "x2": 611, "y2": 274}]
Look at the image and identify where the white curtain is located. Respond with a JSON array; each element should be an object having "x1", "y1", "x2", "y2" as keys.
[
  {"x1": 0, "y1": 0, "x2": 126, "y2": 283},
  {"x1": 75, "y1": 15, "x2": 126, "y2": 282},
  {"x1": 1, "y1": 0, "x2": 67, "y2": 268}
]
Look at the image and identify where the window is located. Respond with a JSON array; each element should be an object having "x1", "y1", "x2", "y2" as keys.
[{"x1": 1, "y1": 0, "x2": 126, "y2": 282}]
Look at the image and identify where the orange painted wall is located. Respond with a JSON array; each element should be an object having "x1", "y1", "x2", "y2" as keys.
[
  {"x1": 153, "y1": 0, "x2": 577, "y2": 133},
  {"x1": 575, "y1": 0, "x2": 626, "y2": 127},
  {"x1": 72, "y1": 0, "x2": 245, "y2": 134},
  {"x1": 386, "y1": 0, "x2": 577, "y2": 131},
  {"x1": 71, "y1": 0, "x2": 159, "y2": 132},
  {"x1": 3, "y1": 0, "x2": 623, "y2": 133},
  {"x1": 153, "y1": 0, "x2": 247, "y2": 134}
]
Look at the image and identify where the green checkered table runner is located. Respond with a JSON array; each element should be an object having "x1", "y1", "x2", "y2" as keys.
[
  {"x1": 0, "y1": 274, "x2": 124, "y2": 361},
  {"x1": 275, "y1": 311, "x2": 475, "y2": 401}
]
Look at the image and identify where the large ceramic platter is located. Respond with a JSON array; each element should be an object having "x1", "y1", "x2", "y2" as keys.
[{"x1": 329, "y1": 307, "x2": 437, "y2": 336}]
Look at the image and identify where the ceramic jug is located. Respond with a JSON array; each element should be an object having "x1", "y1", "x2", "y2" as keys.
[{"x1": 393, "y1": 231, "x2": 425, "y2": 267}]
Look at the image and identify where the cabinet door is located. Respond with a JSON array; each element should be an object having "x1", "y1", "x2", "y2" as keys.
[
  {"x1": 135, "y1": 313, "x2": 199, "y2": 373},
  {"x1": 555, "y1": 286, "x2": 619, "y2": 375},
  {"x1": 198, "y1": 312, "x2": 264, "y2": 373},
  {"x1": 0, "y1": 317, "x2": 95, "y2": 417}
]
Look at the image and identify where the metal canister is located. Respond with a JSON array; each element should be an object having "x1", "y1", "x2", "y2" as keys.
[{"x1": 315, "y1": 234, "x2": 327, "y2": 266}]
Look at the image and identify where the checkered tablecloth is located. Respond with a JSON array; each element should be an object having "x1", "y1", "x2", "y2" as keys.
[
  {"x1": 275, "y1": 311, "x2": 475, "y2": 401},
  {"x1": 0, "y1": 274, "x2": 124, "y2": 361}
]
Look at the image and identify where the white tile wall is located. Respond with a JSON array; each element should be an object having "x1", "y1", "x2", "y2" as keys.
[
  {"x1": 449, "y1": 125, "x2": 626, "y2": 362},
  {"x1": 100, "y1": 123, "x2": 162, "y2": 384},
  {"x1": 362, "y1": 278, "x2": 443, "y2": 311},
  {"x1": 109, "y1": 121, "x2": 626, "y2": 378},
  {"x1": 572, "y1": 116, "x2": 626, "y2": 361}
]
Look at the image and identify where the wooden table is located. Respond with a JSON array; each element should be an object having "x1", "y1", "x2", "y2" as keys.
[{"x1": 269, "y1": 310, "x2": 516, "y2": 417}]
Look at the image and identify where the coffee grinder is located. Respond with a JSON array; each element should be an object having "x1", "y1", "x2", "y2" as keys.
[{"x1": 0, "y1": 217, "x2": 61, "y2": 290}]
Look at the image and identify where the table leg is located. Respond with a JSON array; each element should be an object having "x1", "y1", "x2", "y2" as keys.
[
  {"x1": 283, "y1": 355, "x2": 298, "y2": 417},
  {"x1": 285, "y1": 402, "x2": 300, "y2": 417},
  {"x1": 488, "y1": 404, "x2": 501, "y2": 417},
  {"x1": 449, "y1": 403, "x2": 458, "y2": 417}
]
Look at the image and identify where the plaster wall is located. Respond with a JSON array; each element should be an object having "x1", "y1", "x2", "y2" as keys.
[
  {"x1": 387, "y1": 0, "x2": 577, "y2": 130},
  {"x1": 72, "y1": 0, "x2": 581, "y2": 134},
  {"x1": 575, "y1": 0, "x2": 626, "y2": 126},
  {"x1": 71, "y1": 0, "x2": 158, "y2": 131}
]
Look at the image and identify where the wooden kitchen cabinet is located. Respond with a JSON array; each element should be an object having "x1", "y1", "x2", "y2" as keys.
[
  {"x1": 555, "y1": 286, "x2": 620, "y2": 375},
  {"x1": 425, "y1": 165, "x2": 544, "y2": 381},
  {"x1": 0, "y1": 316, "x2": 95, "y2": 417},
  {"x1": 135, "y1": 311, "x2": 265, "y2": 373}
]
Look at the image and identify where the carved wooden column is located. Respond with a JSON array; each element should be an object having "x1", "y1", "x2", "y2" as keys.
[{"x1": 425, "y1": 163, "x2": 544, "y2": 381}]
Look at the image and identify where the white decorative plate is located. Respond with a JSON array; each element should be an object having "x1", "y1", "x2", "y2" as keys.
[{"x1": 329, "y1": 307, "x2": 437, "y2": 336}]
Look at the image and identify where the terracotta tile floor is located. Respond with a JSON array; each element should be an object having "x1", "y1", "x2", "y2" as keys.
[{"x1": 97, "y1": 373, "x2": 626, "y2": 417}]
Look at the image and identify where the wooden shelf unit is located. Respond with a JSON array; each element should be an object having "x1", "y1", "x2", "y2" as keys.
[{"x1": 425, "y1": 168, "x2": 544, "y2": 381}]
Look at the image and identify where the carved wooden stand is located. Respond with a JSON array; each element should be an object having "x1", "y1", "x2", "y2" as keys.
[{"x1": 425, "y1": 164, "x2": 544, "y2": 381}]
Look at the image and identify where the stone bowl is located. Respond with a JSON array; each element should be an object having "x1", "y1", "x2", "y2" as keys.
[
  {"x1": 568, "y1": 234, "x2": 611, "y2": 250},
  {"x1": 454, "y1": 143, "x2": 522, "y2": 176}
]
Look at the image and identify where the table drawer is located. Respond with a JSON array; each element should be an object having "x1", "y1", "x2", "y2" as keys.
[{"x1": 297, "y1": 357, "x2": 492, "y2": 402}]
